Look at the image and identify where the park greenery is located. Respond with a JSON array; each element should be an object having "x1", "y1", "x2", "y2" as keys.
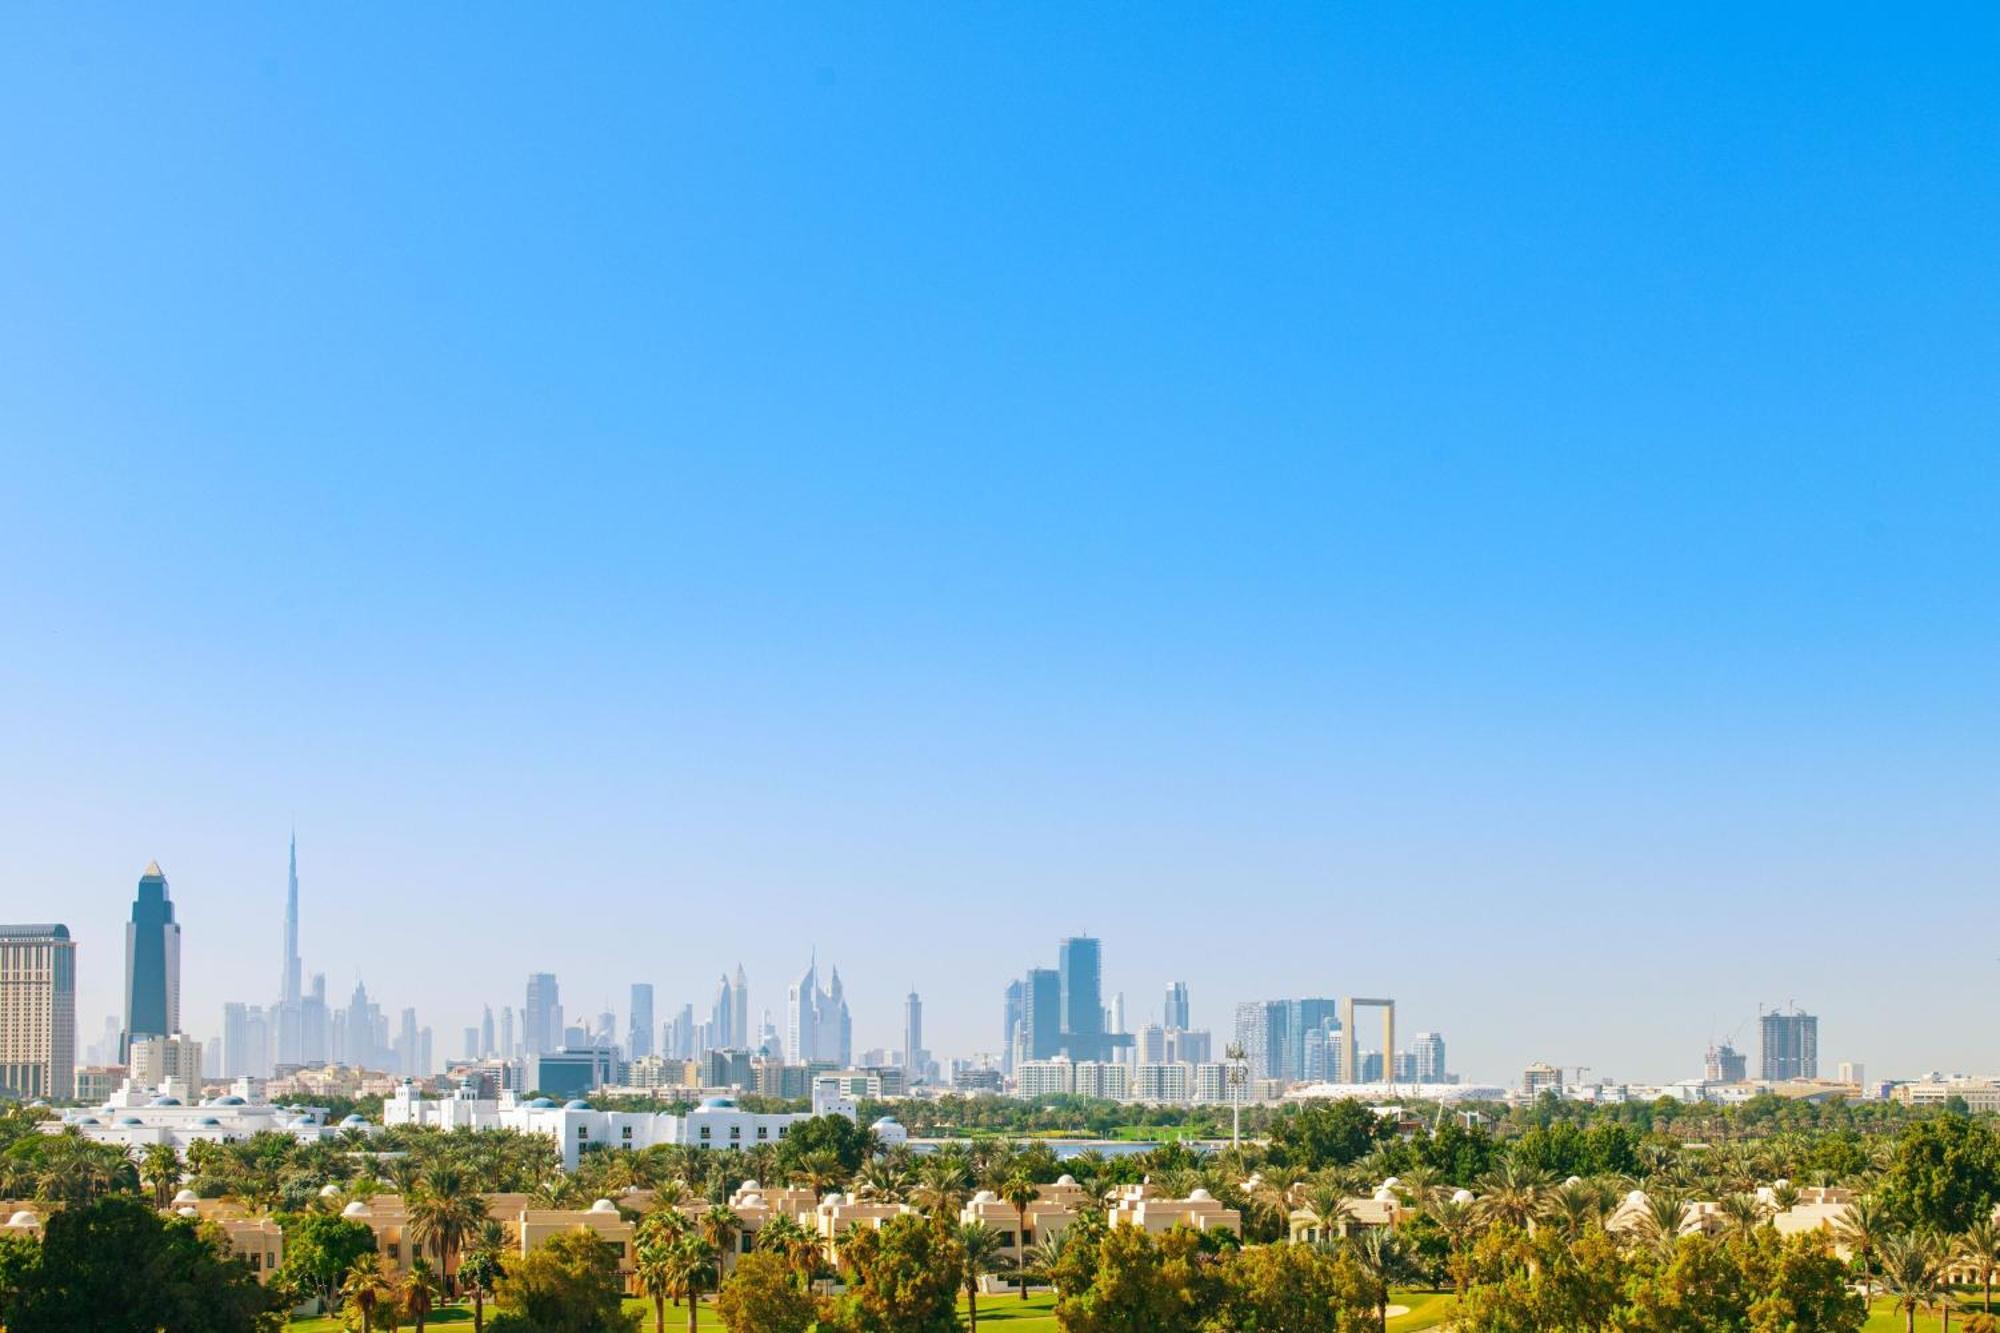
[{"x1": 2, "y1": 1092, "x2": 1999, "y2": 1329}]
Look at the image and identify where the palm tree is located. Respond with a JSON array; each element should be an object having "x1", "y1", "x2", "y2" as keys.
[
  {"x1": 635, "y1": 1241, "x2": 675, "y2": 1333},
  {"x1": 340, "y1": 1252, "x2": 395, "y2": 1332},
  {"x1": 998, "y1": 1173, "x2": 1041, "y2": 1299},
  {"x1": 1426, "y1": 1196, "x2": 1481, "y2": 1301},
  {"x1": 1718, "y1": 1192, "x2": 1769, "y2": 1240},
  {"x1": 1347, "y1": 1228, "x2": 1419, "y2": 1333},
  {"x1": 1879, "y1": 1231, "x2": 1947, "y2": 1333},
  {"x1": 139, "y1": 1142, "x2": 183, "y2": 1210},
  {"x1": 1635, "y1": 1189, "x2": 1691, "y2": 1258},
  {"x1": 1547, "y1": 1180, "x2": 1604, "y2": 1240},
  {"x1": 1024, "y1": 1229, "x2": 1072, "y2": 1299},
  {"x1": 698, "y1": 1204, "x2": 741, "y2": 1292},
  {"x1": 958, "y1": 1221, "x2": 1012, "y2": 1333},
  {"x1": 399, "y1": 1258, "x2": 440, "y2": 1333},
  {"x1": 1838, "y1": 1195, "x2": 1894, "y2": 1301},
  {"x1": 913, "y1": 1154, "x2": 971, "y2": 1218},
  {"x1": 1474, "y1": 1162, "x2": 1552, "y2": 1233},
  {"x1": 407, "y1": 1166, "x2": 487, "y2": 1294},
  {"x1": 455, "y1": 1220, "x2": 507, "y2": 1333},
  {"x1": 1960, "y1": 1219, "x2": 2000, "y2": 1315},
  {"x1": 667, "y1": 1234, "x2": 716, "y2": 1333},
  {"x1": 756, "y1": 1215, "x2": 822, "y2": 1290},
  {"x1": 1303, "y1": 1183, "x2": 1356, "y2": 1243},
  {"x1": 855, "y1": 1158, "x2": 910, "y2": 1203}
]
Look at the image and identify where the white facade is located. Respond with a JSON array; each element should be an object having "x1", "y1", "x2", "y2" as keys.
[
  {"x1": 383, "y1": 1082, "x2": 830, "y2": 1170},
  {"x1": 52, "y1": 1076, "x2": 366, "y2": 1153}
]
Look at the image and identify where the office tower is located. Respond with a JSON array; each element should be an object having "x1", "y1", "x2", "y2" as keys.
[
  {"x1": 300, "y1": 973, "x2": 329, "y2": 1064},
  {"x1": 343, "y1": 980, "x2": 381, "y2": 1068},
  {"x1": 222, "y1": 1002, "x2": 272, "y2": 1078},
  {"x1": 731, "y1": 965, "x2": 749, "y2": 1049},
  {"x1": 1704, "y1": 1042, "x2": 1748, "y2": 1084},
  {"x1": 419, "y1": 1027, "x2": 432, "y2": 1078},
  {"x1": 0, "y1": 924, "x2": 76, "y2": 1099},
  {"x1": 1110, "y1": 992, "x2": 1127, "y2": 1037},
  {"x1": 463, "y1": 1026, "x2": 480, "y2": 1060},
  {"x1": 1164, "y1": 981, "x2": 1190, "y2": 1032},
  {"x1": 525, "y1": 973, "x2": 559, "y2": 1055},
  {"x1": 396, "y1": 1008, "x2": 419, "y2": 1076},
  {"x1": 1136, "y1": 1023, "x2": 1167, "y2": 1064},
  {"x1": 1411, "y1": 1031, "x2": 1447, "y2": 1083},
  {"x1": 758, "y1": 1011, "x2": 779, "y2": 1056},
  {"x1": 711, "y1": 975, "x2": 735, "y2": 1051},
  {"x1": 786, "y1": 955, "x2": 853, "y2": 1065},
  {"x1": 1166, "y1": 1027, "x2": 1211, "y2": 1065},
  {"x1": 274, "y1": 833, "x2": 305, "y2": 1065},
  {"x1": 1759, "y1": 1008, "x2": 1818, "y2": 1081},
  {"x1": 130, "y1": 1032, "x2": 202, "y2": 1089},
  {"x1": 593, "y1": 1010, "x2": 616, "y2": 1047},
  {"x1": 500, "y1": 1006, "x2": 515, "y2": 1060},
  {"x1": 1002, "y1": 979, "x2": 1024, "y2": 1074},
  {"x1": 1058, "y1": 936, "x2": 1106, "y2": 1059},
  {"x1": 903, "y1": 990, "x2": 923, "y2": 1082},
  {"x1": 627, "y1": 985, "x2": 654, "y2": 1060},
  {"x1": 481, "y1": 1004, "x2": 497, "y2": 1059},
  {"x1": 1234, "y1": 1001, "x2": 1284, "y2": 1081},
  {"x1": 1838, "y1": 1061, "x2": 1865, "y2": 1086},
  {"x1": 1021, "y1": 968, "x2": 1062, "y2": 1062},
  {"x1": 1284, "y1": 999, "x2": 1341, "y2": 1084},
  {"x1": 121, "y1": 861, "x2": 181, "y2": 1060}
]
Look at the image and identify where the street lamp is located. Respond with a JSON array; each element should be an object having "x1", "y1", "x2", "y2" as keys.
[{"x1": 1225, "y1": 1042, "x2": 1248, "y2": 1150}]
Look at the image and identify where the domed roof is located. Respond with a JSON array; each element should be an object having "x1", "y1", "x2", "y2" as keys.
[
  {"x1": 198, "y1": 1117, "x2": 223, "y2": 1126},
  {"x1": 741, "y1": 1193, "x2": 764, "y2": 1207},
  {"x1": 1188, "y1": 1188, "x2": 1214, "y2": 1202},
  {"x1": 177, "y1": 1206, "x2": 199, "y2": 1217},
  {"x1": 1626, "y1": 1190, "x2": 1649, "y2": 1206},
  {"x1": 1056, "y1": 1174, "x2": 1076, "y2": 1187},
  {"x1": 1451, "y1": 1189, "x2": 1475, "y2": 1205},
  {"x1": 870, "y1": 1117, "x2": 901, "y2": 1130},
  {"x1": 149, "y1": 1096, "x2": 182, "y2": 1107},
  {"x1": 1372, "y1": 1186, "x2": 1397, "y2": 1202},
  {"x1": 75, "y1": 1116, "x2": 99, "y2": 1126},
  {"x1": 740, "y1": 1179, "x2": 761, "y2": 1191},
  {"x1": 173, "y1": 1189, "x2": 199, "y2": 1204},
  {"x1": 699, "y1": 1096, "x2": 736, "y2": 1109},
  {"x1": 342, "y1": 1201, "x2": 373, "y2": 1218},
  {"x1": 292, "y1": 1116, "x2": 317, "y2": 1128},
  {"x1": 7, "y1": 1211, "x2": 39, "y2": 1227},
  {"x1": 118, "y1": 1116, "x2": 144, "y2": 1126},
  {"x1": 563, "y1": 1099, "x2": 591, "y2": 1111},
  {"x1": 320, "y1": 1183, "x2": 344, "y2": 1197},
  {"x1": 1381, "y1": 1176, "x2": 1400, "y2": 1188},
  {"x1": 526, "y1": 1097, "x2": 557, "y2": 1109},
  {"x1": 340, "y1": 1114, "x2": 369, "y2": 1126},
  {"x1": 216, "y1": 1095, "x2": 247, "y2": 1106},
  {"x1": 972, "y1": 1190, "x2": 996, "y2": 1204},
  {"x1": 1565, "y1": 1176, "x2": 1583, "y2": 1187},
  {"x1": 589, "y1": 1198, "x2": 618, "y2": 1213}
]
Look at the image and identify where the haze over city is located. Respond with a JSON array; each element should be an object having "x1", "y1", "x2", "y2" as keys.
[{"x1": 5, "y1": 6, "x2": 1997, "y2": 1087}]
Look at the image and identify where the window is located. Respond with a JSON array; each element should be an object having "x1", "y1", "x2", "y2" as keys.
[
  {"x1": 729, "y1": 1126, "x2": 741, "y2": 1141},
  {"x1": 388, "y1": 1243, "x2": 400, "y2": 1261},
  {"x1": 609, "y1": 1242, "x2": 625, "y2": 1258},
  {"x1": 699, "y1": 1126, "x2": 711, "y2": 1140},
  {"x1": 740, "y1": 1233, "x2": 753, "y2": 1253},
  {"x1": 999, "y1": 1231, "x2": 1015, "y2": 1248},
  {"x1": 757, "y1": 1126, "x2": 768, "y2": 1140},
  {"x1": 621, "y1": 1125, "x2": 633, "y2": 1140},
  {"x1": 248, "y1": 1253, "x2": 261, "y2": 1272},
  {"x1": 577, "y1": 1126, "x2": 589, "y2": 1140}
]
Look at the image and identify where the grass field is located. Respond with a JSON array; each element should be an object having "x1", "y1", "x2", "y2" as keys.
[{"x1": 284, "y1": 1287, "x2": 1468, "y2": 1330}]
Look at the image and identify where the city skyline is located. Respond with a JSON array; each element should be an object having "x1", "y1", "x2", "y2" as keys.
[{"x1": 4, "y1": 7, "x2": 1996, "y2": 1089}]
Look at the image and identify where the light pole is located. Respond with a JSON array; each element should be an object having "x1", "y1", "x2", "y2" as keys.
[{"x1": 1225, "y1": 1042, "x2": 1247, "y2": 1150}]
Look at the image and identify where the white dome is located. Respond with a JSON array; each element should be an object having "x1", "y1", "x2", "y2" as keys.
[
  {"x1": 1774, "y1": 1178, "x2": 1790, "y2": 1189},
  {"x1": 740, "y1": 1180, "x2": 761, "y2": 1192},
  {"x1": 1625, "y1": 1190, "x2": 1649, "y2": 1206},
  {"x1": 741, "y1": 1193, "x2": 764, "y2": 1207},
  {"x1": 1565, "y1": 1176, "x2": 1583, "y2": 1187},
  {"x1": 1188, "y1": 1188, "x2": 1213, "y2": 1202},
  {"x1": 319, "y1": 1183, "x2": 343, "y2": 1197},
  {"x1": 342, "y1": 1201, "x2": 373, "y2": 1218},
  {"x1": 173, "y1": 1189, "x2": 199, "y2": 1204},
  {"x1": 1373, "y1": 1187, "x2": 1397, "y2": 1202},
  {"x1": 1451, "y1": 1189, "x2": 1475, "y2": 1205},
  {"x1": 972, "y1": 1190, "x2": 997, "y2": 1204},
  {"x1": 7, "y1": 1211, "x2": 39, "y2": 1227},
  {"x1": 822, "y1": 1192, "x2": 844, "y2": 1206},
  {"x1": 1056, "y1": 1175, "x2": 1076, "y2": 1187},
  {"x1": 590, "y1": 1199, "x2": 618, "y2": 1213},
  {"x1": 1381, "y1": 1176, "x2": 1400, "y2": 1188},
  {"x1": 177, "y1": 1206, "x2": 199, "y2": 1218}
]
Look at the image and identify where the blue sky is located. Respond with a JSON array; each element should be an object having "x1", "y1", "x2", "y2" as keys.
[{"x1": 2, "y1": 6, "x2": 1995, "y2": 1083}]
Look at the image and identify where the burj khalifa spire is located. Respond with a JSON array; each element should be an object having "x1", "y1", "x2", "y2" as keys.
[{"x1": 275, "y1": 831, "x2": 304, "y2": 1064}]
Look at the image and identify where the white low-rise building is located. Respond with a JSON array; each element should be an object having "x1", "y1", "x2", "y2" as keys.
[
  {"x1": 51, "y1": 1077, "x2": 366, "y2": 1152},
  {"x1": 383, "y1": 1081, "x2": 829, "y2": 1169}
]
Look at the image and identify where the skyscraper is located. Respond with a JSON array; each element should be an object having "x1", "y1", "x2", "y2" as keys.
[
  {"x1": 903, "y1": 990, "x2": 923, "y2": 1082},
  {"x1": 121, "y1": 861, "x2": 181, "y2": 1060},
  {"x1": 785, "y1": 954, "x2": 852, "y2": 1065},
  {"x1": 481, "y1": 1004, "x2": 497, "y2": 1059},
  {"x1": 499, "y1": 1005, "x2": 515, "y2": 1060},
  {"x1": 1234, "y1": 1001, "x2": 1285, "y2": 1081},
  {"x1": 1058, "y1": 936, "x2": 1105, "y2": 1058},
  {"x1": 0, "y1": 924, "x2": 76, "y2": 1100},
  {"x1": 1164, "y1": 981, "x2": 1190, "y2": 1031},
  {"x1": 275, "y1": 833, "x2": 303, "y2": 1064},
  {"x1": 627, "y1": 985, "x2": 654, "y2": 1060},
  {"x1": 731, "y1": 964, "x2": 749, "y2": 1049},
  {"x1": 1002, "y1": 979, "x2": 1024, "y2": 1074},
  {"x1": 1411, "y1": 1031, "x2": 1448, "y2": 1083},
  {"x1": 711, "y1": 975, "x2": 735, "y2": 1051},
  {"x1": 525, "y1": 973, "x2": 560, "y2": 1055},
  {"x1": 1020, "y1": 968, "x2": 1062, "y2": 1063},
  {"x1": 1760, "y1": 1008, "x2": 1818, "y2": 1081}
]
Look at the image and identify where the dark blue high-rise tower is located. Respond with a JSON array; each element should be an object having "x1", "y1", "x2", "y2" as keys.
[{"x1": 121, "y1": 861, "x2": 181, "y2": 1059}]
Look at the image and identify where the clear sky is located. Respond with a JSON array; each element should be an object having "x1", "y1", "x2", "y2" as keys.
[{"x1": 2, "y1": 6, "x2": 1995, "y2": 1085}]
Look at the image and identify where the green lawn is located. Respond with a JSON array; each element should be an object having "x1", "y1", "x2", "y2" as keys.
[
  {"x1": 286, "y1": 1287, "x2": 1465, "y2": 1330},
  {"x1": 1860, "y1": 1290, "x2": 1996, "y2": 1330}
]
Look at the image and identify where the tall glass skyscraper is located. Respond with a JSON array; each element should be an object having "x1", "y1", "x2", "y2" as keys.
[
  {"x1": 1058, "y1": 936, "x2": 1104, "y2": 1054},
  {"x1": 121, "y1": 861, "x2": 180, "y2": 1060},
  {"x1": 1164, "y1": 980, "x2": 1191, "y2": 1031}
]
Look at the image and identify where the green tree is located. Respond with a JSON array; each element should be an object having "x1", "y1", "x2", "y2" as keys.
[
  {"x1": 697, "y1": 1204, "x2": 741, "y2": 1292},
  {"x1": 1879, "y1": 1115, "x2": 2000, "y2": 1233},
  {"x1": 1000, "y1": 1172, "x2": 1042, "y2": 1299},
  {"x1": 400, "y1": 1258, "x2": 441, "y2": 1333},
  {"x1": 775, "y1": 1113, "x2": 876, "y2": 1175},
  {"x1": 139, "y1": 1141, "x2": 185, "y2": 1209},
  {"x1": 1959, "y1": 1217, "x2": 2000, "y2": 1315},
  {"x1": 1876, "y1": 1231, "x2": 1947, "y2": 1333},
  {"x1": 6, "y1": 1194, "x2": 279, "y2": 1333},
  {"x1": 1218, "y1": 1239, "x2": 1377, "y2": 1332},
  {"x1": 1053, "y1": 1222, "x2": 1217, "y2": 1333},
  {"x1": 272, "y1": 1212, "x2": 378, "y2": 1315},
  {"x1": 1267, "y1": 1100, "x2": 1386, "y2": 1170},
  {"x1": 714, "y1": 1249, "x2": 816, "y2": 1333},
  {"x1": 456, "y1": 1221, "x2": 508, "y2": 1333},
  {"x1": 407, "y1": 1165, "x2": 488, "y2": 1293},
  {"x1": 956, "y1": 1220, "x2": 1012, "y2": 1333},
  {"x1": 1741, "y1": 1231, "x2": 1866, "y2": 1333},
  {"x1": 341, "y1": 1252, "x2": 396, "y2": 1333},
  {"x1": 822, "y1": 1212, "x2": 964, "y2": 1333},
  {"x1": 488, "y1": 1228, "x2": 641, "y2": 1333}
]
